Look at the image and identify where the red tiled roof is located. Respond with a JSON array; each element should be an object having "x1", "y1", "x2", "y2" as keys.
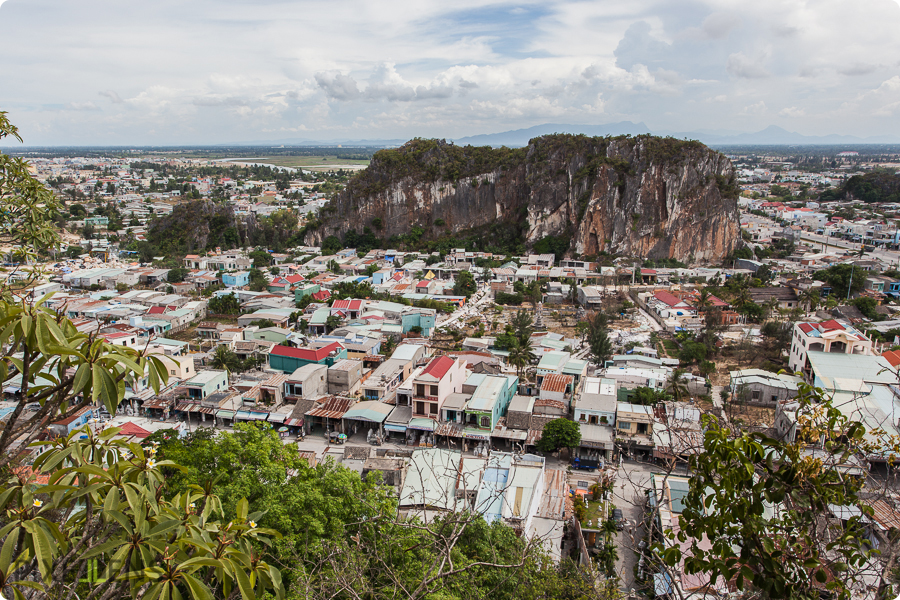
[
  {"x1": 882, "y1": 350, "x2": 900, "y2": 368},
  {"x1": 147, "y1": 306, "x2": 167, "y2": 315},
  {"x1": 653, "y1": 290, "x2": 686, "y2": 308},
  {"x1": 271, "y1": 342, "x2": 343, "y2": 362},
  {"x1": 819, "y1": 319, "x2": 845, "y2": 332},
  {"x1": 420, "y1": 355, "x2": 455, "y2": 380},
  {"x1": 116, "y1": 421, "x2": 151, "y2": 439},
  {"x1": 416, "y1": 281, "x2": 429, "y2": 288},
  {"x1": 541, "y1": 373, "x2": 573, "y2": 393},
  {"x1": 332, "y1": 299, "x2": 363, "y2": 311},
  {"x1": 285, "y1": 274, "x2": 304, "y2": 284},
  {"x1": 312, "y1": 290, "x2": 331, "y2": 301},
  {"x1": 104, "y1": 332, "x2": 133, "y2": 340}
]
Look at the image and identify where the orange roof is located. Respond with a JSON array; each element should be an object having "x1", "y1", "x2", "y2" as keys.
[{"x1": 882, "y1": 350, "x2": 900, "y2": 368}]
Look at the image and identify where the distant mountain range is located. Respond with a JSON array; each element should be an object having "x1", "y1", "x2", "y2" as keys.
[
  {"x1": 230, "y1": 123, "x2": 900, "y2": 148},
  {"x1": 454, "y1": 123, "x2": 900, "y2": 147}
]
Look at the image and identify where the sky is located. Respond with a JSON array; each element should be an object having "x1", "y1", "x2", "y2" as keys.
[{"x1": 2, "y1": 0, "x2": 900, "y2": 145}]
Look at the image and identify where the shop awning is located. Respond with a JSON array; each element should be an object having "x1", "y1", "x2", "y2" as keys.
[
  {"x1": 216, "y1": 410, "x2": 235, "y2": 419},
  {"x1": 463, "y1": 428, "x2": 490, "y2": 441},
  {"x1": 384, "y1": 424, "x2": 407, "y2": 433},
  {"x1": 268, "y1": 413, "x2": 287, "y2": 423},
  {"x1": 407, "y1": 418, "x2": 436, "y2": 431},
  {"x1": 247, "y1": 412, "x2": 269, "y2": 420},
  {"x1": 235, "y1": 411, "x2": 253, "y2": 420}
]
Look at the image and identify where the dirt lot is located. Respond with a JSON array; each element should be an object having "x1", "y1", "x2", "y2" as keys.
[{"x1": 726, "y1": 403, "x2": 776, "y2": 428}]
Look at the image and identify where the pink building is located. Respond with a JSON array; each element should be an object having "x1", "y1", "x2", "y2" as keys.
[{"x1": 411, "y1": 356, "x2": 466, "y2": 419}]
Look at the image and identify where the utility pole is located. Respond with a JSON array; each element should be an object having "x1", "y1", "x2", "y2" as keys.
[{"x1": 847, "y1": 265, "x2": 854, "y2": 301}]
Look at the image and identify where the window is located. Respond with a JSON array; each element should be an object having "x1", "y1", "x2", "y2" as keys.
[
  {"x1": 751, "y1": 390, "x2": 761, "y2": 400},
  {"x1": 429, "y1": 403, "x2": 438, "y2": 415},
  {"x1": 618, "y1": 421, "x2": 631, "y2": 431},
  {"x1": 579, "y1": 413, "x2": 586, "y2": 422},
  {"x1": 480, "y1": 416, "x2": 490, "y2": 428},
  {"x1": 170, "y1": 370, "x2": 176, "y2": 375},
  {"x1": 415, "y1": 401, "x2": 425, "y2": 415},
  {"x1": 430, "y1": 385, "x2": 439, "y2": 397}
]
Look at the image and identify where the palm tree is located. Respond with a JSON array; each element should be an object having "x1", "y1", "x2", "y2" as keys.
[
  {"x1": 507, "y1": 338, "x2": 536, "y2": 381},
  {"x1": 510, "y1": 309, "x2": 533, "y2": 344},
  {"x1": 666, "y1": 368, "x2": 690, "y2": 403},
  {"x1": 210, "y1": 345, "x2": 238, "y2": 373},
  {"x1": 732, "y1": 286, "x2": 752, "y2": 310},
  {"x1": 798, "y1": 287, "x2": 820, "y2": 316}
]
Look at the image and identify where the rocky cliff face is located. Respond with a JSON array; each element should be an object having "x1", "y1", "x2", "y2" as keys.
[{"x1": 315, "y1": 134, "x2": 740, "y2": 262}]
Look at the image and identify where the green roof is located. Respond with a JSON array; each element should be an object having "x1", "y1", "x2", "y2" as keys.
[
  {"x1": 310, "y1": 307, "x2": 330, "y2": 325},
  {"x1": 343, "y1": 401, "x2": 393, "y2": 423},
  {"x1": 537, "y1": 351, "x2": 569, "y2": 371}
]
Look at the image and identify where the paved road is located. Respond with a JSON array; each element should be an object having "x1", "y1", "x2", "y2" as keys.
[
  {"x1": 611, "y1": 458, "x2": 654, "y2": 594},
  {"x1": 437, "y1": 286, "x2": 493, "y2": 330},
  {"x1": 636, "y1": 306, "x2": 662, "y2": 332}
]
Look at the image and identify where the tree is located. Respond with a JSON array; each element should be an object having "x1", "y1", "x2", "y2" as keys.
[
  {"x1": 328, "y1": 259, "x2": 341, "y2": 274},
  {"x1": 586, "y1": 312, "x2": 612, "y2": 366},
  {"x1": 249, "y1": 249, "x2": 272, "y2": 268},
  {"x1": 536, "y1": 418, "x2": 581, "y2": 453},
  {"x1": 658, "y1": 385, "x2": 877, "y2": 600},
  {"x1": 0, "y1": 426, "x2": 285, "y2": 600},
  {"x1": 325, "y1": 315, "x2": 342, "y2": 332},
  {"x1": 248, "y1": 268, "x2": 268, "y2": 292},
  {"x1": 678, "y1": 339, "x2": 708, "y2": 365},
  {"x1": 574, "y1": 320, "x2": 589, "y2": 343},
  {"x1": 629, "y1": 386, "x2": 668, "y2": 405},
  {"x1": 510, "y1": 309, "x2": 533, "y2": 343},
  {"x1": 321, "y1": 235, "x2": 342, "y2": 255},
  {"x1": 665, "y1": 368, "x2": 690, "y2": 403},
  {"x1": 208, "y1": 292, "x2": 241, "y2": 315},
  {"x1": 851, "y1": 296, "x2": 879, "y2": 320},
  {"x1": 167, "y1": 267, "x2": 189, "y2": 283},
  {"x1": 453, "y1": 270, "x2": 477, "y2": 297},
  {"x1": 507, "y1": 337, "x2": 536, "y2": 381},
  {"x1": 210, "y1": 345, "x2": 241, "y2": 372},
  {"x1": 813, "y1": 263, "x2": 865, "y2": 299},
  {"x1": 798, "y1": 287, "x2": 821, "y2": 315}
]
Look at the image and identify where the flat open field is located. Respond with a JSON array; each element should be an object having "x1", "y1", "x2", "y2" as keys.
[{"x1": 230, "y1": 156, "x2": 370, "y2": 168}]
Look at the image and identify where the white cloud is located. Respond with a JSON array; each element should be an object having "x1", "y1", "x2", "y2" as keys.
[
  {"x1": 2, "y1": 0, "x2": 900, "y2": 143},
  {"x1": 779, "y1": 106, "x2": 805, "y2": 117},
  {"x1": 726, "y1": 52, "x2": 769, "y2": 79},
  {"x1": 741, "y1": 101, "x2": 767, "y2": 116}
]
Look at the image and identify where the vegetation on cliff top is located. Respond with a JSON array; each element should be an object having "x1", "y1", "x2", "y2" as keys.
[
  {"x1": 841, "y1": 168, "x2": 900, "y2": 203},
  {"x1": 345, "y1": 133, "x2": 733, "y2": 199},
  {"x1": 327, "y1": 133, "x2": 737, "y2": 259},
  {"x1": 138, "y1": 199, "x2": 303, "y2": 258},
  {"x1": 346, "y1": 138, "x2": 526, "y2": 196}
]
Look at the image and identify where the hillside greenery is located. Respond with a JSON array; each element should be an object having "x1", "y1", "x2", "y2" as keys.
[
  {"x1": 842, "y1": 169, "x2": 900, "y2": 203},
  {"x1": 134, "y1": 200, "x2": 304, "y2": 259}
]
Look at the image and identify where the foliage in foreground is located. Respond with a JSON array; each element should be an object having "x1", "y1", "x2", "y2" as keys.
[{"x1": 0, "y1": 426, "x2": 284, "y2": 600}]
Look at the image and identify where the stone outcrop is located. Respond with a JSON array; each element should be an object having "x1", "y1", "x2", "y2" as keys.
[{"x1": 315, "y1": 134, "x2": 741, "y2": 262}]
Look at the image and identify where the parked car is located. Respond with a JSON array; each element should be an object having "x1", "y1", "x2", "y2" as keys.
[{"x1": 611, "y1": 508, "x2": 625, "y2": 531}]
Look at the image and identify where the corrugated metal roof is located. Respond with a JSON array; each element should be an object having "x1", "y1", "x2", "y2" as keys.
[
  {"x1": 306, "y1": 396, "x2": 353, "y2": 419},
  {"x1": 541, "y1": 373, "x2": 573, "y2": 394}
]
